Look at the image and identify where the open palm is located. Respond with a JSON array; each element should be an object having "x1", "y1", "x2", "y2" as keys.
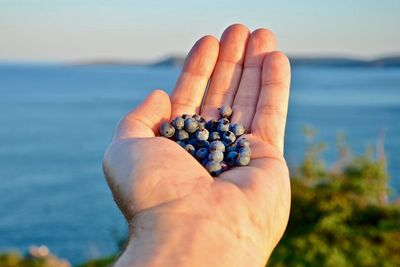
[{"x1": 103, "y1": 24, "x2": 291, "y2": 266}]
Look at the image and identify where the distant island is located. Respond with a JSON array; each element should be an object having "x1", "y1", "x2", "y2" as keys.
[
  {"x1": 288, "y1": 56, "x2": 400, "y2": 67},
  {"x1": 73, "y1": 55, "x2": 400, "y2": 68},
  {"x1": 150, "y1": 55, "x2": 400, "y2": 68}
]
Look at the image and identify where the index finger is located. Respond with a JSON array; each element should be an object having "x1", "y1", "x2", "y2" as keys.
[{"x1": 170, "y1": 36, "x2": 219, "y2": 118}]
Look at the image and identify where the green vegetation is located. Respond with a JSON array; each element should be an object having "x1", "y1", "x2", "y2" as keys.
[
  {"x1": 1, "y1": 129, "x2": 399, "y2": 267},
  {"x1": 76, "y1": 256, "x2": 116, "y2": 267},
  {"x1": 0, "y1": 252, "x2": 40, "y2": 267},
  {"x1": 268, "y1": 129, "x2": 400, "y2": 267},
  {"x1": 0, "y1": 251, "x2": 69, "y2": 267}
]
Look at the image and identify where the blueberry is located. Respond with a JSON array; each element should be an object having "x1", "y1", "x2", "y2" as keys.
[
  {"x1": 217, "y1": 118, "x2": 230, "y2": 132},
  {"x1": 208, "y1": 131, "x2": 220, "y2": 141},
  {"x1": 195, "y1": 128, "x2": 209, "y2": 141},
  {"x1": 175, "y1": 129, "x2": 189, "y2": 141},
  {"x1": 192, "y1": 114, "x2": 206, "y2": 123},
  {"x1": 218, "y1": 105, "x2": 233, "y2": 118},
  {"x1": 184, "y1": 118, "x2": 199, "y2": 133},
  {"x1": 230, "y1": 123, "x2": 245, "y2": 137},
  {"x1": 225, "y1": 151, "x2": 238, "y2": 167},
  {"x1": 186, "y1": 139, "x2": 197, "y2": 146},
  {"x1": 172, "y1": 116, "x2": 185, "y2": 130},
  {"x1": 209, "y1": 140, "x2": 226, "y2": 152},
  {"x1": 193, "y1": 139, "x2": 209, "y2": 149},
  {"x1": 208, "y1": 151, "x2": 224, "y2": 163},
  {"x1": 195, "y1": 147, "x2": 209, "y2": 160},
  {"x1": 205, "y1": 161, "x2": 222, "y2": 176},
  {"x1": 201, "y1": 158, "x2": 209, "y2": 166},
  {"x1": 225, "y1": 144, "x2": 238, "y2": 154},
  {"x1": 219, "y1": 118, "x2": 230, "y2": 124},
  {"x1": 205, "y1": 119, "x2": 219, "y2": 132},
  {"x1": 237, "y1": 138, "x2": 250, "y2": 148},
  {"x1": 222, "y1": 131, "x2": 236, "y2": 145},
  {"x1": 184, "y1": 144, "x2": 196, "y2": 155},
  {"x1": 198, "y1": 122, "x2": 206, "y2": 130},
  {"x1": 236, "y1": 154, "x2": 250, "y2": 166},
  {"x1": 160, "y1": 122, "x2": 175, "y2": 138},
  {"x1": 176, "y1": 141, "x2": 186, "y2": 147},
  {"x1": 238, "y1": 146, "x2": 251, "y2": 156}
]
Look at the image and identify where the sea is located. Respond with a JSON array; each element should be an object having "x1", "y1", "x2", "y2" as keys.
[{"x1": 0, "y1": 64, "x2": 399, "y2": 264}]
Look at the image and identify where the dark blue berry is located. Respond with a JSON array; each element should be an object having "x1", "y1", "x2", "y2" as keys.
[
  {"x1": 195, "y1": 147, "x2": 209, "y2": 160},
  {"x1": 218, "y1": 105, "x2": 233, "y2": 118},
  {"x1": 209, "y1": 140, "x2": 226, "y2": 152},
  {"x1": 205, "y1": 161, "x2": 222, "y2": 176},
  {"x1": 198, "y1": 122, "x2": 206, "y2": 130},
  {"x1": 230, "y1": 123, "x2": 245, "y2": 137},
  {"x1": 226, "y1": 151, "x2": 238, "y2": 167},
  {"x1": 184, "y1": 118, "x2": 199, "y2": 133},
  {"x1": 208, "y1": 151, "x2": 224, "y2": 163},
  {"x1": 237, "y1": 138, "x2": 250, "y2": 148},
  {"x1": 217, "y1": 118, "x2": 230, "y2": 132},
  {"x1": 192, "y1": 114, "x2": 206, "y2": 123},
  {"x1": 219, "y1": 118, "x2": 229, "y2": 123},
  {"x1": 176, "y1": 141, "x2": 186, "y2": 147},
  {"x1": 186, "y1": 139, "x2": 197, "y2": 146},
  {"x1": 225, "y1": 145, "x2": 238, "y2": 154},
  {"x1": 195, "y1": 128, "x2": 209, "y2": 141},
  {"x1": 201, "y1": 158, "x2": 209, "y2": 166},
  {"x1": 208, "y1": 131, "x2": 220, "y2": 141},
  {"x1": 172, "y1": 116, "x2": 185, "y2": 130},
  {"x1": 222, "y1": 131, "x2": 236, "y2": 145},
  {"x1": 184, "y1": 144, "x2": 196, "y2": 155},
  {"x1": 238, "y1": 146, "x2": 251, "y2": 156},
  {"x1": 160, "y1": 122, "x2": 175, "y2": 138},
  {"x1": 175, "y1": 129, "x2": 189, "y2": 141},
  {"x1": 193, "y1": 139, "x2": 210, "y2": 149},
  {"x1": 205, "y1": 119, "x2": 218, "y2": 132},
  {"x1": 236, "y1": 154, "x2": 250, "y2": 166}
]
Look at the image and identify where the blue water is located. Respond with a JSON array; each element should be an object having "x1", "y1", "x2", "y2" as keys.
[{"x1": 0, "y1": 64, "x2": 399, "y2": 263}]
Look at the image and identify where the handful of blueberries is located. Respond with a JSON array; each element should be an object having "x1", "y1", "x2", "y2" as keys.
[{"x1": 159, "y1": 106, "x2": 251, "y2": 176}]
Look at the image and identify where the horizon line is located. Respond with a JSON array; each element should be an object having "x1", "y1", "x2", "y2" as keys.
[{"x1": 1, "y1": 53, "x2": 400, "y2": 66}]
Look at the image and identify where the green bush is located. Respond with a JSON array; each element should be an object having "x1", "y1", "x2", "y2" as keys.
[
  {"x1": 268, "y1": 129, "x2": 400, "y2": 267},
  {"x1": 0, "y1": 251, "x2": 45, "y2": 267},
  {"x1": 76, "y1": 255, "x2": 116, "y2": 267}
]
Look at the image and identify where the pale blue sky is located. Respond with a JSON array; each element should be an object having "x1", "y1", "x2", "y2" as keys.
[{"x1": 1, "y1": 0, "x2": 399, "y2": 62}]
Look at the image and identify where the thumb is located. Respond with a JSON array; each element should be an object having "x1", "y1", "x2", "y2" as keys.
[{"x1": 114, "y1": 89, "x2": 171, "y2": 140}]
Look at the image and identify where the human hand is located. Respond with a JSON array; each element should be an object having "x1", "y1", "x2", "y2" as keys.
[{"x1": 103, "y1": 24, "x2": 291, "y2": 267}]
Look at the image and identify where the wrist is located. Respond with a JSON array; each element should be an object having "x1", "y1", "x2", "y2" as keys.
[{"x1": 115, "y1": 207, "x2": 270, "y2": 267}]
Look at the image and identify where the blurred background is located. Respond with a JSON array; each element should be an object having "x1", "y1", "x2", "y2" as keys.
[{"x1": 0, "y1": 1, "x2": 399, "y2": 266}]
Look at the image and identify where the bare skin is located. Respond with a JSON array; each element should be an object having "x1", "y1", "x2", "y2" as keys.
[{"x1": 103, "y1": 24, "x2": 291, "y2": 267}]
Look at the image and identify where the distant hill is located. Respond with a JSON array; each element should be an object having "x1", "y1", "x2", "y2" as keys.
[
  {"x1": 150, "y1": 56, "x2": 185, "y2": 67},
  {"x1": 70, "y1": 60, "x2": 143, "y2": 67},
  {"x1": 72, "y1": 56, "x2": 400, "y2": 68},
  {"x1": 150, "y1": 55, "x2": 400, "y2": 68},
  {"x1": 70, "y1": 57, "x2": 184, "y2": 67},
  {"x1": 288, "y1": 56, "x2": 400, "y2": 67}
]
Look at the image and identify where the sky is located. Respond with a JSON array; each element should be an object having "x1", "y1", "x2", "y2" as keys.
[{"x1": 0, "y1": 0, "x2": 399, "y2": 62}]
